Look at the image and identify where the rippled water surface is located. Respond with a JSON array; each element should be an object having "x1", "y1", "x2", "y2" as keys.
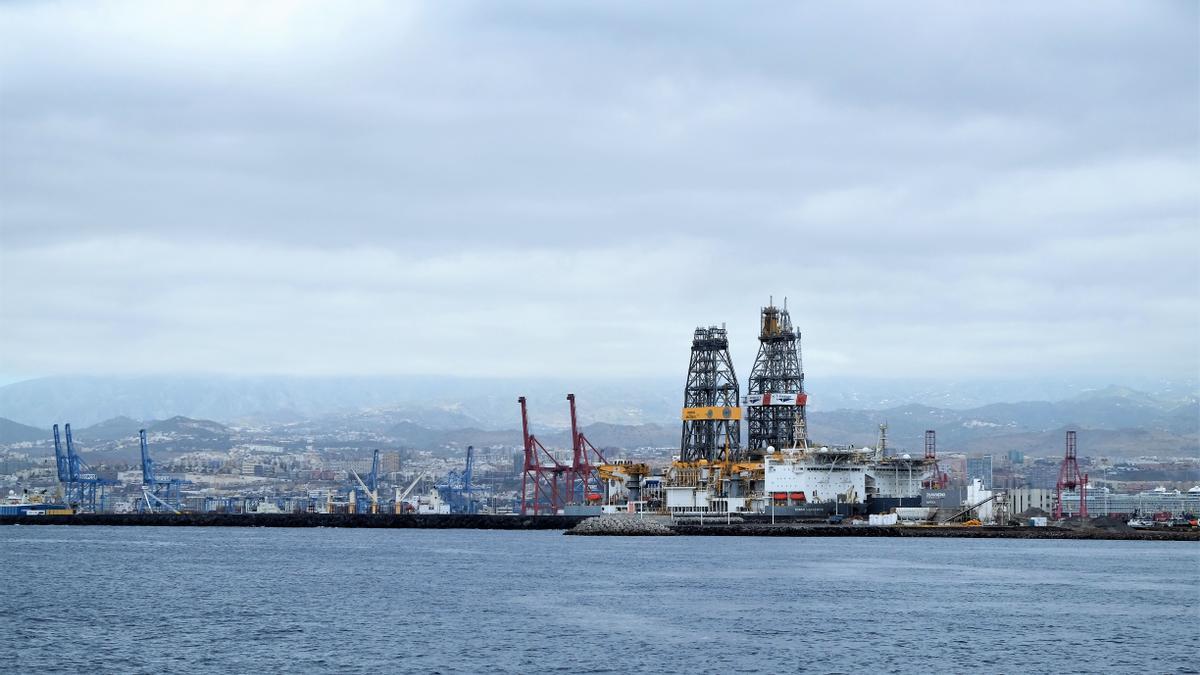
[{"x1": 2, "y1": 526, "x2": 1197, "y2": 673}]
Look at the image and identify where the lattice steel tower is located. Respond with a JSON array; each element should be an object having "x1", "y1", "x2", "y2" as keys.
[
  {"x1": 680, "y1": 326, "x2": 742, "y2": 462},
  {"x1": 747, "y1": 301, "x2": 807, "y2": 454}
]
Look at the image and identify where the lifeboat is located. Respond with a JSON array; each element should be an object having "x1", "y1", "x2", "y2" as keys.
[
  {"x1": 772, "y1": 492, "x2": 788, "y2": 500},
  {"x1": 789, "y1": 492, "x2": 806, "y2": 502}
]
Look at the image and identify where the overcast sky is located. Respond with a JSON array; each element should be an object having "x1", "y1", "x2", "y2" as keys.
[{"x1": 1, "y1": 1, "x2": 1196, "y2": 384}]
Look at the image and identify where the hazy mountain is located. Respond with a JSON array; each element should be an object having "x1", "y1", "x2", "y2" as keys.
[
  {"x1": 379, "y1": 421, "x2": 677, "y2": 456},
  {"x1": 73, "y1": 416, "x2": 145, "y2": 443},
  {"x1": 0, "y1": 375, "x2": 680, "y2": 428},
  {"x1": 1, "y1": 376, "x2": 1195, "y2": 459},
  {"x1": 148, "y1": 416, "x2": 229, "y2": 436},
  {"x1": 809, "y1": 396, "x2": 1198, "y2": 450},
  {"x1": 0, "y1": 417, "x2": 46, "y2": 444},
  {"x1": 1, "y1": 374, "x2": 1195, "y2": 428}
]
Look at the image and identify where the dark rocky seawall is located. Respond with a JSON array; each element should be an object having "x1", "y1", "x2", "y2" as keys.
[{"x1": 0, "y1": 513, "x2": 588, "y2": 529}]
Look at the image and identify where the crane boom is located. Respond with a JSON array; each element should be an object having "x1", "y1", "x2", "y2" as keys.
[
  {"x1": 463, "y1": 446, "x2": 474, "y2": 494},
  {"x1": 139, "y1": 429, "x2": 154, "y2": 485},
  {"x1": 398, "y1": 471, "x2": 428, "y2": 502},
  {"x1": 368, "y1": 449, "x2": 379, "y2": 493},
  {"x1": 52, "y1": 424, "x2": 69, "y2": 483},
  {"x1": 65, "y1": 423, "x2": 80, "y2": 481},
  {"x1": 350, "y1": 469, "x2": 379, "y2": 510}
]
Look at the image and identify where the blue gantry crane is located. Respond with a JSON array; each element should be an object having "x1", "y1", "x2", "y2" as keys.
[
  {"x1": 52, "y1": 424, "x2": 70, "y2": 493},
  {"x1": 436, "y1": 445, "x2": 486, "y2": 514},
  {"x1": 350, "y1": 449, "x2": 381, "y2": 514},
  {"x1": 55, "y1": 423, "x2": 113, "y2": 512},
  {"x1": 138, "y1": 428, "x2": 186, "y2": 513}
]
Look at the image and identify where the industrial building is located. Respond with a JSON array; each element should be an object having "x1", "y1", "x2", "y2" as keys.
[{"x1": 966, "y1": 456, "x2": 994, "y2": 489}]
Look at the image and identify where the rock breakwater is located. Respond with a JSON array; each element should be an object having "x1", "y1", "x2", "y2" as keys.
[{"x1": 565, "y1": 516, "x2": 676, "y2": 536}]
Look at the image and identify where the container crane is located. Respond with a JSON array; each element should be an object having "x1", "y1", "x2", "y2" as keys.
[
  {"x1": 1054, "y1": 430, "x2": 1088, "y2": 520},
  {"x1": 350, "y1": 449, "x2": 381, "y2": 514},
  {"x1": 567, "y1": 394, "x2": 607, "y2": 505},
  {"x1": 519, "y1": 397, "x2": 569, "y2": 515},
  {"x1": 52, "y1": 424, "x2": 71, "y2": 496},
  {"x1": 138, "y1": 429, "x2": 186, "y2": 513},
  {"x1": 64, "y1": 423, "x2": 113, "y2": 512},
  {"x1": 436, "y1": 445, "x2": 486, "y2": 514}
]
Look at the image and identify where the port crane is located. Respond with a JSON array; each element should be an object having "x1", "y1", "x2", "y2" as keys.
[
  {"x1": 138, "y1": 429, "x2": 186, "y2": 513},
  {"x1": 394, "y1": 471, "x2": 429, "y2": 513},
  {"x1": 519, "y1": 397, "x2": 570, "y2": 515},
  {"x1": 55, "y1": 423, "x2": 113, "y2": 512},
  {"x1": 436, "y1": 445, "x2": 486, "y2": 514},
  {"x1": 52, "y1": 424, "x2": 70, "y2": 497},
  {"x1": 350, "y1": 449, "x2": 381, "y2": 514},
  {"x1": 567, "y1": 394, "x2": 607, "y2": 505}
]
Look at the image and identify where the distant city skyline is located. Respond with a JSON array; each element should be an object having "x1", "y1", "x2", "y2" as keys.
[{"x1": 2, "y1": 2, "x2": 1197, "y2": 382}]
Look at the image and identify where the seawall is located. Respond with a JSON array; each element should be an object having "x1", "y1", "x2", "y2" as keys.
[{"x1": 0, "y1": 513, "x2": 589, "y2": 529}]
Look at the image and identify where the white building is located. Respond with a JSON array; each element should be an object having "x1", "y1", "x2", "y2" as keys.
[
  {"x1": 965, "y1": 478, "x2": 994, "y2": 523},
  {"x1": 1007, "y1": 488, "x2": 1056, "y2": 516}
]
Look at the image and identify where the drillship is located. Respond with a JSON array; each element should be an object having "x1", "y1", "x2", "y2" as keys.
[{"x1": 593, "y1": 301, "x2": 945, "y2": 518}]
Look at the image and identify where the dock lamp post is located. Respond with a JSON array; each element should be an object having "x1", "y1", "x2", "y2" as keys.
[{"x1": 768, "y1": 446, "x2": 776, "y2": 526}]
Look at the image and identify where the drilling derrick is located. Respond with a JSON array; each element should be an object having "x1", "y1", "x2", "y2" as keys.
[
  {"x1": 1054, "y1": 430, "x2": 1088, "y2": 520},
  {"x1": 922, "y1": 429, "x2": 947, "y2": 489},
  {"x1": 680, "y1": 326, "x2": 742, "y2": 462},
  {"x1": 746, "y1": 302, "x2": 807, "y2": 455}
]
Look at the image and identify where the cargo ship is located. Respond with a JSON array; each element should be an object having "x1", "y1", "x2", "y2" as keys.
[{"x1": 1, "y1": 490, "x2": 74, "y2": 516}]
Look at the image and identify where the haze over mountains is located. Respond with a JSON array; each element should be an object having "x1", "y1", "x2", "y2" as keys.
[
  {"x1": 0, "y1": 376, "x2": 1195, "y2": 458},
  {"x1": 1, "y1": 375, "x2": 1195, "y2": 429}
]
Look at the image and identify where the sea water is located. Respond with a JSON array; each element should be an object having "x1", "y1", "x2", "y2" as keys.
[{"x1": 2, "y1": 526, "x2": 1196, "y2": 673}]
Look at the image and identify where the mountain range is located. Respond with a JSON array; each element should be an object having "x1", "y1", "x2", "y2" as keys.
[
  {"x1": 2, "y1": 382, "x2": 1195, "y2": 459},
  {"x1": 0, "y1": 375, "x2": 1195, "y2": 429}
]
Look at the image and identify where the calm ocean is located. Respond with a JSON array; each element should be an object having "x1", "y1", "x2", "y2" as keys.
[{"x1": 2, "y1": 526, "x2": 1197, "y2": 673}]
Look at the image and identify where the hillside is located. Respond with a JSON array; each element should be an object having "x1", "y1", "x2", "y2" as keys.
[
  {"x1": 74, "y1": 416, "x2": 145, "y2": 442},
  {"x1": 1, "y1": 380, "x2": 1195, "y2": 459},
  {"x1": 0, "y1": 417, "x2": 46, "y2": 444},
  {"x1": 808, "y1": 395, "x2": 1199, "y2": 453}
]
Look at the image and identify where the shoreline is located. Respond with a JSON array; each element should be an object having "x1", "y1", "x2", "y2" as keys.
[
  {"x1": 0, "y1": 513, "x2": 588, "y2": 529},
  {"x1": 1, "y1": 513, "x2": 1196, "y2": 540}
]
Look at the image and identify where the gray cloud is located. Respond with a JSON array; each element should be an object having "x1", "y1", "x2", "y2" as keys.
[{"x1": 1, "y1": 1, "x2": 1196, "y2": 382}]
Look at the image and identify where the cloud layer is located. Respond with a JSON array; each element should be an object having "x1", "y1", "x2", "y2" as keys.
[{"x1": 2, "y1": 1, "x2": 1197, "y2": 381}]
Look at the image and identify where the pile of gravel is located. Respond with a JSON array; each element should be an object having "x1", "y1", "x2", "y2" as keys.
[{"x1": 565, "y1": 515, "x2": 676, "y2": 536}]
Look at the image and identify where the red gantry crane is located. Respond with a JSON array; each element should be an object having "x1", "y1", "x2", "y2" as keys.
[
  {"x1": 1054, "y1": 430, "x2": 1088, "y2": 520},
  {"x1": 567, "y1": 394, "x2": 607, "y2": 506},
  {"x1": 519, "y1": 396, "x2": 569, "y2": 515}
]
